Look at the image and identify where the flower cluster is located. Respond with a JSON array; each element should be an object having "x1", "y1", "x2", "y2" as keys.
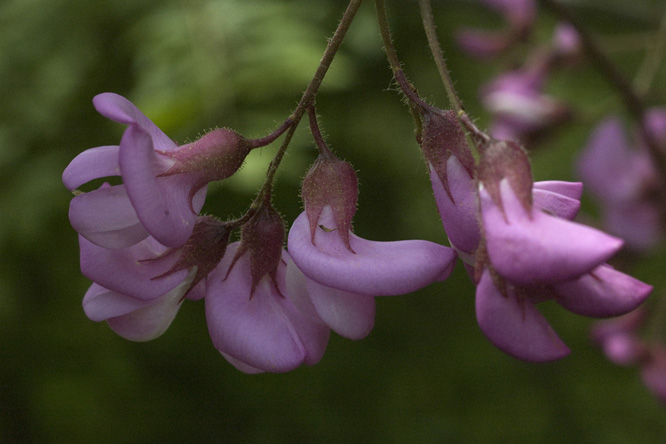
[
  {"x1": 414, "y1": 105, "x2": 650, "y2": 362},
  {"x1": 63, "y1": 1, "x2": 657, "y2": 382},
  {"x1": 64, "y1": 94, "x2": 457, "y2": 373}
]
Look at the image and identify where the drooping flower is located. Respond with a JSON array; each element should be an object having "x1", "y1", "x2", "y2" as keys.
[
  {"x1": 481, "y1": 68, "x2": 569, "y2": 142},
  {"x1": 473, "y1": 140, "x2": 651, "y2": 361},
  {"x1": 80, "y1": 215, "x2": 230, "y2": 341},
  {"x1": 457, "y1": 0, "x2": 536, "y2": 58},
  {"x1": 63, "y1": 93, "x2": 252, "y2": 249},
  {"x1": 205, "y1": 242, "x2": 330, "y2": 373},
  {"x1": 577, "y1": 113, "x2": 663, "y2": 250}
]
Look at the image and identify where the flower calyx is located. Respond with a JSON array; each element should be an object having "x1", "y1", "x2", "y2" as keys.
[
  {"x1": 419, "y1": 107, "x2": 476, "y2": 201},
  {"x1": 301, "y1": 152, "x2": 358, "y2": 253},
  {"x1": 151, "y1": 215, "x2": 231, "y2": 291},
  {"x1": 225, "y1": 202, "x2": 286, "y2": 296},
  {"x1": 158, "y1": 128, "x2": 253, "y2": 205},
  {"x1": 478, "y1": 138, "x2": 533, "y2": 215}
]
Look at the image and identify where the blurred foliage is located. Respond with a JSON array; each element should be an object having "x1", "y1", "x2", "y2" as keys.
[{"x1": 2, "y1": 0, "x2": 666, "y2": 442}]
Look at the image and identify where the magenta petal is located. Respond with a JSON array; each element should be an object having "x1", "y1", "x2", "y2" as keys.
[
  {"x1": 119, "y1": 125, "x2": 201, "y2": 247},
  {"x1": 554, "y1": 265, "x2": 652, "y2": 317},
  {"x1": 93, "y1": 93, "x2": 177, "y2": 152},
  {"x1": 476, "y1": 270, "x2": 570, "y2": 362},
  {"x1": 429, "y1": 157, "x2": 480, "y2": 256},
  {"x1": 286, "y1": 259, "x2": 375, "y2": 340},
  {"x1": 288, "y1": 207, "x2": 456, "y2": 296},
  {"x1": 205, "y1": 244, "x2": 329, "y2": 373},
  {"x1": 482, "y1": 179, "x2": 623, "y2": 285},
  {"x1": 69, "y1": 184, "x2": 149, "y2": 248},
  {"x1": 79, "y1": 235, "x2": 188, "y2": 301},
  {"x1": 532, "y1": 181, "x2": 582, "y2": 220},
  {"x1": 62, "y1": 145, "x2": 120, "y2": 191}
]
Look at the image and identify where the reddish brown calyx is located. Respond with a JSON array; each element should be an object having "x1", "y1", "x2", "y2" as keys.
[
  {"x1": 301, "y1": 153, "x2": 358, "y2": 253},
  {"x1": 151, "y1": 216, "x2": 231, "y2": 291},
  {"x1": 419, "y1": 108, "x2": 476, "y2": 201},
  {"x1": 477, "y1": 139, "x2": 533, "y2": 215},
  {"x1": 225, "y1": 203, "x2": 285, "y2": 297},
  {"x1": 158, "y1": 128, "x2": 253, "y2": 207}
]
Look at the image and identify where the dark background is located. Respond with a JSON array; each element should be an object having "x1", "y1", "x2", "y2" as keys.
[{"x1": 2, "y1": 0, "x2": 666, "y2": 442}]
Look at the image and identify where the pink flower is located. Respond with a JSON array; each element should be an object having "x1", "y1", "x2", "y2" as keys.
[
  {"x1": 79, "y1": 216, "x2": 230, "y2": 340},
  {"x1": 473, "y1": 141, "x2": 651, "y2": 361},
  {"x1": 577, "y1": 113, "x2": 662, "y2": 250},
  {"x1": 64, "y1": 93, "x2": 251, "y2": 249},
  {"x1": 205, "y1": 242, "x2": 330, "y2": 373}
]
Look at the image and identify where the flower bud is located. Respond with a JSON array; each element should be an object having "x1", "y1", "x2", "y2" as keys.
[
  {"x1": 301, "y1": 154, "x2": 358, "y2": 252},
  {"x1": 225, "y1": 203, "x2": 285, "y2": 295}
]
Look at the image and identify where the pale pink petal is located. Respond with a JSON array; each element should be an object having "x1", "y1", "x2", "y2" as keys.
[
  {"x1": 69, "y1": 184, "x2": 148, "y2": 249},
  {"x1": 288, "y1": 207, "x2": 456, "y2": 296},
  {"x1": 206, "y1": 244, "x2": 329, "y2": 373},
  {"x1": 62, "y1": 145, "x2": 120, "y2": 191},
  {"x1": 429, "y1": 156, "x2": 480, "y2": 255},
  {"x1": 476, "y1": 270, "x2": 570, "y2": 362},
  {"x1": 286, "y1": 259, "x2": 375, "y2": 340},
  {"x1": 93, "y1": 93, "x2": 177, "y2": 152},
  {"x1": 554, "y1": 264, "x2": 651, "y2": 317},
  {"x1": 482, "y1": 179, "x2": 623, "y2": 285},
  {"x1": 119, "y1": 125, "x2": 203, "y2": 247},
  {"x1": 79, "y1": 235, "x2": 188, "y2": 301}
]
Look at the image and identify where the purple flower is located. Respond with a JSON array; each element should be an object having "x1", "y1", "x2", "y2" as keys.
[
  {"x1": 481, "y1": 69, "x2": 569, "y2": 141},
  {"x1": 287, "y1": 206, "x2": 457, "y2": 339},
  {"x1": 64, "y1": 93, "x2": 251, "y2": 249},
  {"x1": 473, "y1": 141, "x2": 651, "y2": 361},
  {"x1": 577, "y1": 114, "x2": 662, "y2": 250},
  {"x1": 205, "y1": 242, "x2": 330, "y2": 373},
  {"x1": 80, "y1": 216, "x2": 229, "y2": 341},
  {"x1": 457, "y1": 0, "x2": 536, "y2": 58}
]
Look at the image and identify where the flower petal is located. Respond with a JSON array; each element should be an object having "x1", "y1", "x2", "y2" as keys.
[
  {"x1": 205, "y1": 244, "x2": 329, "y2": 373},
  {"x1": 220, "y1": 352, "x2": 265, "y2": 374},
  {"x1": 476, "y1": 270, "x2": 570, "y2": 362},
  {"x1": 69, "y1": 184, "x2": 148, "y2": 249},
  {"x1": 288, "y1": 207, "x2": 457, "y2": 296},
  {"x1": 119, "y1": 125, "x2": 203, "y2": 247},
  {"x1": 286, "y1": 259, "x2": 375, "y2": 340},
  {"x1": 429, "y1": 156, "x2": 480, "y2": 255},
  {"x1": 482, "y1": 179, "x2": 623, "y2": 285},
  {"x1": 79, "y1": 235, "x2": 188, "y2": 301},
  {"x1": 93, "y1": 93, "x2": 177, "y2": 152},
  {"x1": 62, "y1": 145, "x2": 120, "y2": 191},
  {"x1": 554, "y1": 264, "x2": 652, "y2": 317},
  {"x1": 532, "y1": 181, "x2": 582, "y2": 220},
  {"x1": 106, "y1": 269, "x2": 193, "y2": 342}
]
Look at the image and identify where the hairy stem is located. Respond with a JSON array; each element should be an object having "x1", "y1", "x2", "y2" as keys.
[{"x1": 418, "y1": 0, "x2": 464, "y2": 115}]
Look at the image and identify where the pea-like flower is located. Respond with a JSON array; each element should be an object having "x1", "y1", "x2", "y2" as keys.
[
  {"x1": 64, "y1": 93, "x2": 251, "y2": 249},
  {"x1": 474, "y1": 140, "x2": 651, "y2": 361}
]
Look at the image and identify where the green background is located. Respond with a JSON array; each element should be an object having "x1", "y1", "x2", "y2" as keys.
[{"x1": 2, "y1": 0, "x2": 666, "y2": 442}]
